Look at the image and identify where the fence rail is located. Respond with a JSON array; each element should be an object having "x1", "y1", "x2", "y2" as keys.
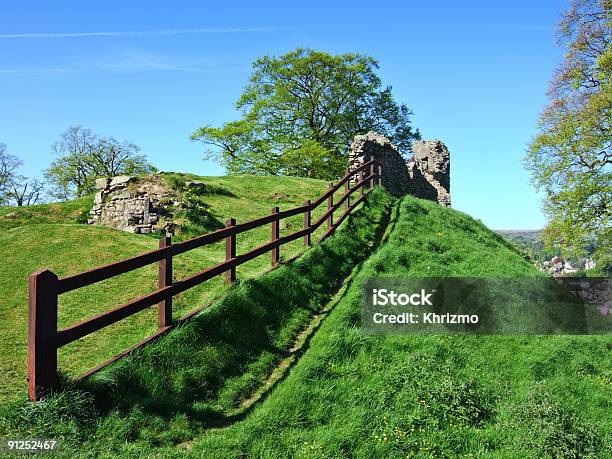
[{"x1": 27, "y1": 160, "x2": 381, "y2": 401}]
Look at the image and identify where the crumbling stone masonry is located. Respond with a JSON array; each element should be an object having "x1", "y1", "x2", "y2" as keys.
[
  {"x1": 349, "y1": 131, "x2": 451, "y2": 206},
  {"x1": 408, "y1": 140, "x2": 451, "y2": 207},
  {"x1": 88, "y1": 174, "x2": 178, "y2": 234},
  {"x1": 349, "y1": 132, "x2": 411, "y2": 197}
]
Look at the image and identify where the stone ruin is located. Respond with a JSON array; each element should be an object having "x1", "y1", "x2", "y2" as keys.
[
  {"x1": 349, "y1": 131, "x2": 451, "y2": 206},
  {"x1": 88, "y1": 132, "x2": 450, "y2": 235},
  {"x1": 88, "y1": 174, "x2": 178, "y2": 234},
  {"x1": 408, "y1": 140, "x2": 451, "y2": 207}
]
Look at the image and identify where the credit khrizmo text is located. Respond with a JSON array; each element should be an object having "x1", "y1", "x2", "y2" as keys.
[{"x1": 370, "y1": 288, "x2": 479, "y2": 324}]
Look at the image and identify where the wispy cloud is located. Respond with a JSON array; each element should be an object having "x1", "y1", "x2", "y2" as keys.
[
  {"x1": 0, "y1": 26, "x2": 299, "y2": 39},
  {"x1": 0, "y1": 68, "x2": 74, "y2": 74},
  {"x1": 92, "y1": 50, "x2": 215, "y2": 72},
  {"x1": 0, "y1": 51, "x2": 250, "y2": 75}
]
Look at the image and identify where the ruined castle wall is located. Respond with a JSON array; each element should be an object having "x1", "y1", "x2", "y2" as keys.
[
  {"x1": 408, "y1": 140, "x2": 451, "y2": 207},
  {"x1": 348, "y1": 132, "x2": 411, "y2": 196},
  {"x1": 349, "y1": 131, "x2": 451, "y2": 206},
  {"x1": 88, "y1": 175, "x2": 177, "y2": 234}
]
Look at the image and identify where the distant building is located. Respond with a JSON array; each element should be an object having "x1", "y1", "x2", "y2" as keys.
[{"x1": 585, "y1": 259, "x2": 597, "y2": 270}]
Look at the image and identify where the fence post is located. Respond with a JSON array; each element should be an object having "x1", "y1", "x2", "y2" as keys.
[
  {"x1": 225, "y1": 218, "x2": 237, "y2": 284},
  {"x1": 344, "y1": 169, "x2": 350, "y2": 211},
  {"x1": 360, "y1": 170, "x2": 365, "y2": 197},
  {"x1": 370, "y1": 162, "x2": 375, "y2": 189},
  {"x1": 377, "y1": 162, "x2": 382, "y2": 186},
  {"x1": 360, "y1": 166, "x2": 365, "y2": 195},
  {"x1": 327, "y1": 182, "x2": 334, "y2": 230},
  {"x1": 303, "y1": 200, "x2": 311, "y2": 247},
  {"x1": 158, "y1": 235, "x2": 172, "y2": 329},
  {"x1": 28, "y1": 269, "x2": 59, "y2": 401},
  {"x1": 271, "y1": 207, "x2": 280, "y2": 267}
]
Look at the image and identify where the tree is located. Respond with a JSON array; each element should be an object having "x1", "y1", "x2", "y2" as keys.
[
  {"x1": 0, "y1": 143, "x2": 46, "y2": 206},
  {"x1": 0, "y1": 143, "x2": 22, "y2": 203},
  {"x1": 525, "y1": 0, "x2": 611, "y2": 260},
  {"x1": 45, "y1": 126, "x2": 156, "y2": 198},
  {"x1": 192, "y1": 48, "x2": 420, "y2": 180},
  {"x1": 5, "y1": 177, "x2": 45, "y2": 206}
]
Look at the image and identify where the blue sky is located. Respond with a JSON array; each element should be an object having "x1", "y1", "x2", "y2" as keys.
[{"x1": 0, "y1": 0, "x2": 569, "y2": 229}]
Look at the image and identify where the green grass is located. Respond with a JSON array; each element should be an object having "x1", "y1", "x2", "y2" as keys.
[
  {"x1": 0, "y1": 174, "x2": 349, "y2": 403},
  {"x1": 1, "y1": 192, "x2": 609, "y2": 458},
  {"x1": 0, "y1": 187, "x2": 393, "y2": 454},
  {"x1": 176, "y1": 196, "x2": 607, "y2": 459},
  {"x1": 0, "y1": 196, "x2": 93, "y2": 230}
]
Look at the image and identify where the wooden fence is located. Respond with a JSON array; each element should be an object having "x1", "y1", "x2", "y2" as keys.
[{"x1": 27, "y1": 160, "x2": 381, "y2": 401}]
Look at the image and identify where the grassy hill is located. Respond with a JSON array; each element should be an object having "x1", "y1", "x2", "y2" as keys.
[
  {"x1": 0, "y1": 174, "x2": 345, "y2": 403},
  {"x1": 1, "y1": 190, "x2": 608, "y2": 458},
  {"x1": 171, "y1": 195, "x2": 606, "y2": 458},
  {"x1": 0, "y1": 196, "x2": 93, "y2": 230}
]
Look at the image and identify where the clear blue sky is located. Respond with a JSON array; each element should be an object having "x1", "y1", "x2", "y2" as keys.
[{"x1": 0, "y1": 0, "x2": 569, "y2": 229}]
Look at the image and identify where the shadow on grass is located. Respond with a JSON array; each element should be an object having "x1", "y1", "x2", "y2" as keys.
[{"x1": 208, "y1": 195, "x2": 398, "y2": 427}]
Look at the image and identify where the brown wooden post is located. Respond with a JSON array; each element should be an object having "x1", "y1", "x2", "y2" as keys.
[
  {"x1": 327, "y1": 182, "x2": 334, "y2": 230},
  {"x1": 344, "y1": 169, "x2": 350, "y2": 211},
  {"x1": 377, "y1": 162, "x2": 382, "y2": 186},
  {"x1": 360, "y1": 168, "x2": 365, "y2": 194},
  {"x1": 28, "y1": 268, "x2": 59, "y2": 401},
  {"x1": 303, "y1": 200, "x2": 311, "y2": 247},
  {"x1": 158, "y1": 235, "x2": 172, "y2": 329},
  {"x1": 370, "y1": 162, "x2": 375, "y2": 189},
  {"x1": 360, "y1": 170, "x2": 365, "y2": 196},
  {"x1": 271, "y1": 207, "x2": 280, "y2": 267},
  {"x1": 225, "y1": 218, "x2": 237, "y2": 285}
]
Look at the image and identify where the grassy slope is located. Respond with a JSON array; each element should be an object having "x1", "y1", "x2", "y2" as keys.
[
  {"x1": 0, "y1": 196, "x2": 93, "y2": 229},
  {"x1": 136, "y1": 195, "x2": 606, "y2": 458},
  {"x1": 0, "y1": 175, "x2": 341, "y2": 403},
  {"x1": 177, "y1": 196, "x2": 607, "y2": 459},
  {"x1": 0, "y1": 188, "x2": 393, "y2": 456},
  {"x1": 1, "y1": 192, "x2": 609, "y2": 458}
]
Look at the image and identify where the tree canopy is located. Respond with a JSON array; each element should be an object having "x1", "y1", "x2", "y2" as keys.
[
  {"x1": 525, "y1": 0, "x2": 611, "y2": 264},
  {"x1": 192, "y1": 48, "x2": 420, "y2": 180},
  {"x1": 45, "y1": 126, "x2": 156, "y2": 199}
]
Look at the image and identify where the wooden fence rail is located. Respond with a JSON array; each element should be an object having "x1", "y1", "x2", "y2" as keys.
[{"x1": 27, "y1": 160, "x2": 381, "y2": 401}]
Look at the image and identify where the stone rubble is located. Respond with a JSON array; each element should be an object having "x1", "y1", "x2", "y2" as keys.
[{"x1": 88, "y1": 174, "x2": 178, "y2": 234}]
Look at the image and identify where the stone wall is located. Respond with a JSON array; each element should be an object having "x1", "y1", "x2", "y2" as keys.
[
  {"x1": 349, "y1": 132, "x2": 411, "y2": 196},
  {"x1": 349, "y1": 131, "x2": 451, "y2": 206},
  {"x1": 408, "y1": 140, "x2": 451, "y2": 207},
  {"x1": 88, "y1": 175, "x2": 178, "y2": 234}
]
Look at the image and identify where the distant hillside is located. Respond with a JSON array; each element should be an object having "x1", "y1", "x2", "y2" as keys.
[
  {"x1": 495, "y1": 229, "x2": 543, "y2": 241},
  {"x1": 496, "y1": 228, "x2": 605, "y2": 274}
]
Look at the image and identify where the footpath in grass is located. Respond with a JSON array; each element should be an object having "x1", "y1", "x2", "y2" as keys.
[{"x1": 0, "y1": 187, "x2": 393, "y2": 457}]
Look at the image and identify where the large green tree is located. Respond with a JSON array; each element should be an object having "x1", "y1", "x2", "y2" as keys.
[
  {"x1": 525, "y1": 0, "x2": 611, "y2": 264},
  {"x1": 192, "y1": 48, "x2": 420, "y2": 180},
  {"x1": 45, "y1": 126, "x2": 156, "y2": 199}
]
